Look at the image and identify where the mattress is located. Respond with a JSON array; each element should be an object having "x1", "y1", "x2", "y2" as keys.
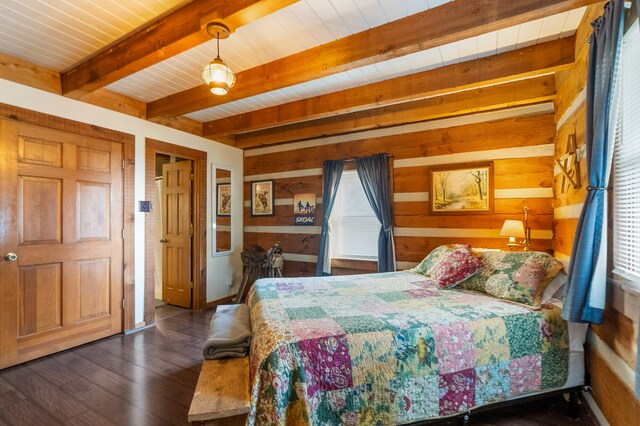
[{"x1": 247, "y1": 271, "x2": 585, "y2": 425}]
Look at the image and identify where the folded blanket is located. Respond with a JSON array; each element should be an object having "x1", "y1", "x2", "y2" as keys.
[{"x1": 203, "y1": 304, "x2": 252, "y2": 360}]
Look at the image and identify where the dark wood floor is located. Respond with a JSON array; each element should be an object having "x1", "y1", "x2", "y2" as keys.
[{"x1": 0, "y1": 306, "x2": 597, "y2": 426}]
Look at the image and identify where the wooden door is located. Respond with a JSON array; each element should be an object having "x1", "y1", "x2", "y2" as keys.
[
  {"x1": 0, "y1": 120, "x2": 124, "y2": 369},
  {"x1": 161, "y1": 161, "x2": 192, "y2": 308}
]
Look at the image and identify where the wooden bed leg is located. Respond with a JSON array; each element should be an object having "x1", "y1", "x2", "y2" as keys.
[{"x1": 568, "y1": 390, "x2": 580, "y2": 420}]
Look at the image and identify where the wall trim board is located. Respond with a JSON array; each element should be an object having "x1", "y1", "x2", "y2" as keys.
[
  {"x1": 581, "y1": 391, "x2": 610, "y2": 426},
  {"x1": 557, "y1": 87, "x2": 587, "y2": 130},
  {"x1": 555, "y1": 203, "x2": 584, "y2": 219},
  {"x1": 245, "y1": 226, "x2": 322, "y2": 234},
  {"x1": 245, "y1": 168, "x2": 322, "y2": 182},
  {"x1": 245, "y1": 226, "x2": 553, "y2": 240},
  {"x1": 554, "y1": 251, "x2": 571, "y2": 267},
  {"x1": 268, "y1": 257, "x2": 420, "y2": 271},
  {"x1": 588, "y1": 329, "x2": 636, "y2": 391},
  {"x1": 397, "y1": 261, "x2": 419, "y2": 270},
  {"x1": 394, "y1": 192, "x2": 430, "y2": 202},
  {"x1": 395, "y1": 227, "x2": 554, "y2": 240},
  {"x1": 244, "y1": 197, "x2": 323, "y2": 207},
  {"x1": 244, "y1": 103, "x2": 554, "y2": 157},
  {"x1": 493, "y1": 188, "x2": 553, "y2": 198},
  {"x1": 394, "y1": 144, "x2": 555, "y2": 168},
  {"x1": 244, "y1": 145, "x2": 555, "y2": 182},
  {"x1": 284, "y1": 253, "x2": 318, "y2": 263},
  {"x1": 245, "y1": 190, "x2": 552, "y2": 207}
]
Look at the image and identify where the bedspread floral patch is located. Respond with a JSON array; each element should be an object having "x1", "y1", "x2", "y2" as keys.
[{"x1": 248, "y1": 271, "x2": 570, "y2": 425}]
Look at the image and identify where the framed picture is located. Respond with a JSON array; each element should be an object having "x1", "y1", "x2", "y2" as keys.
[
  {"x1": 429, "y1": 162, "x2": 494, "y2": 215},
  {"x1": 251, "y1": 179, "x2": 275, "y2": 216},
  {"x1": 293, "y1": 193, "x2": 316, "y2": 225},
  {"x1": 216, "y1": 183, "x2": 231, "y2": 216}
]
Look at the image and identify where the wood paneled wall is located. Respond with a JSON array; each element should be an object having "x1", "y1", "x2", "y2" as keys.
[
  {"x1": 552, "y1": 2, "x2": 640, "y2": 423},
  {"x1": 244, "y1": 101, "x2": 557, "y2": 276}
]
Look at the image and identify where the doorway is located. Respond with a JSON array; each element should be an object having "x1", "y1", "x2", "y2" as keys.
[{"x1": 144, "y1": 139, "x2": 206, "y2": 327}]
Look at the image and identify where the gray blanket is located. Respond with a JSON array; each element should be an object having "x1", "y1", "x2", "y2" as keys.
[{"x1": 203, "y1": 304, "x2": 252, "y2": 360}]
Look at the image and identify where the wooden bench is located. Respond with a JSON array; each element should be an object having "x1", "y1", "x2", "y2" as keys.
[{"x1": 188, "y1": 356, "x2": 251, "y2": 425}]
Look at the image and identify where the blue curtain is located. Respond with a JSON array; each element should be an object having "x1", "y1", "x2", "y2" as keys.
[
  {"x1": 315, "y1": 160, "x2": 345, "y2": 276},
  {"x1": 563, "y1": 0, "x2": 624, "y2": 324},
  {"x1": 355, "y1": 154, "x2": 396, "y2": 272}
]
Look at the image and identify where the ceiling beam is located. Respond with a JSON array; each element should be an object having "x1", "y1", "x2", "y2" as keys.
[
  {"x1": 61, "y1": 0, "x2": 298, "y2": 99},
  {"x1": 204, "y1": 36, "x2": 573, "y2": 140},
  {"x1": 147, "y1": 0, "x2": 600, "y2": 119},
  {"x1": 233, "y1": 75, "x2": 556, "y2": 148}
]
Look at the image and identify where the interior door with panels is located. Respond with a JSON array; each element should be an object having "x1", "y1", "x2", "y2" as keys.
[
  {"x1": 0, "y1": 119, "x2": 123, "y2": 369},
  {"x1": 161, "y1": 160, "x2": 192, "y2": 308}
]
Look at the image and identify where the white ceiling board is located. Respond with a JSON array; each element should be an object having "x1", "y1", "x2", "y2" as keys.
[
  {"x1": 185, "y1": 8, "x2": 585, "y2": 123},
  {"x1": 0, "y1": 0, "x2": 187, "y2": 71},
  {"x1": 106, "y1": 0, "x2": 436, "y2": 102}
]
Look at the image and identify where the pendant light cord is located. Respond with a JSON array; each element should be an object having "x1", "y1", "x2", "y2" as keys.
[{"x1": 216, "y1": 32, "x2": 221, "y2": 60}]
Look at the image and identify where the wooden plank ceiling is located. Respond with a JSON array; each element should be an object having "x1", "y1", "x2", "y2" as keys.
[{"x1": 0, "y1": 0, "x2": 600, "y2": 148}]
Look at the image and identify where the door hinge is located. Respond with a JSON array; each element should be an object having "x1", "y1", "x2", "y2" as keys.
[
  {"x1": 122, "y1": 229, "x2": 125, "y2": 239},
  {"x1": 190, "y1": 281, "x2": 194, "y2": 289},
  {"x1": 189, "y1": 223, "x2": 194, "y2": 237},
  {"x1": 122, "y1": 299, "x2": 125, "y2": 309},
  {"x1": 122, "y1": 159, "x2": 125, "y2": 170},
  {"x1": 190, "y1": 173, "x2": 194, "y2": 181}
]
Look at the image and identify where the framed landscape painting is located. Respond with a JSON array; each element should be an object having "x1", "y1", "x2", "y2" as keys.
[
  {"x1": 251, "y1": 179, "x2": 275, "y2": 216},
  {"x1": 428, "y1": 162, "x2": 494, "y2": 215}
]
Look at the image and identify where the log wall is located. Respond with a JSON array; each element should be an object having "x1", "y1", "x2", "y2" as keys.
[{"x1": 244, "y1": 101, "x2": 557, "y2": 276}]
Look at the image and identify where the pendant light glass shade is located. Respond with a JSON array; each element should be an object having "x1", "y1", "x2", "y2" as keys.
[
  {"x1": 201, "y1": 22, "x2": 235, "y2": 96},
  {"x1": 201, "y1": 56, "x2": 235, "y2": 95}
]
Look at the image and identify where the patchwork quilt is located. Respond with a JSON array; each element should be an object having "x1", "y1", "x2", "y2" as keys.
[{"x1": 247, "y1": 271, "x2": 569, "y2": 425}]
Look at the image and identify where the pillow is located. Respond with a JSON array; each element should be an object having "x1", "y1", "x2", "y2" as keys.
[
  {"x1": 429, "y1": 244, "x2": 483, "y2": 288},
  {"x1": 541, "y1": 271, "x2": 567, "y2": 304},
  {"x1": 459, "y1": 251, "x2": 564, "y2": 307},
  {"x1": 411, "y1": 244, "x2": 462, "y2": 276}
]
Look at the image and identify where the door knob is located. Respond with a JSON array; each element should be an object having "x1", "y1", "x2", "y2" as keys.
[
  {"x1": 4, "y1": 252, "x2": 17, "y2": 262},
  {"x1": 160, "y1": 239, "x2": 168, "y2": 244}
]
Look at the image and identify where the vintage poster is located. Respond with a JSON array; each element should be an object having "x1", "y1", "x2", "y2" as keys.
[{"x1": 294, "y1": 193, "x2": 316, "y2": 225}]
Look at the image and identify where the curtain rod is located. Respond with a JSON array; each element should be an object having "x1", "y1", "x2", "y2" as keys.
[{"x1": 324, "y1": 153, "x2": 393, "y2": 164}]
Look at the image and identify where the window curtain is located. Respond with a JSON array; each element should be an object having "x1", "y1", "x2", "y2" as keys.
[
  {"x1": 316, "y1": 159, "x2": 345, "y2": 276},
  {"x1": 355, "y1": 154, "x2": 396, "y2": 272},
  {"x1": 563, "y1": 0, "x2": 624, "y2": 324}
]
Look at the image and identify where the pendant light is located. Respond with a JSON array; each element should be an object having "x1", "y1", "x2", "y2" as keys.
[{"x1": 201, "y1": 22, "x2": 236, "y2": 96}]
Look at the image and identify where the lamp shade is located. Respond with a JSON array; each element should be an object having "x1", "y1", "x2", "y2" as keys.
[
  {"x1": 500, "y1": 220, "x2": 526, "y2": 238},
  {"x1": 201, "y1": 57, "x2": 236, "y2": 96}
]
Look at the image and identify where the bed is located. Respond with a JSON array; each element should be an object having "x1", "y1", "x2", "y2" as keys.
[{"x1": 246, "y1": 246, "x2": 587, "y2": 425}]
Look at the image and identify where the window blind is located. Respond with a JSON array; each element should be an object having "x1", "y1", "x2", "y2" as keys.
[
  {"x1": 330, "y1": 170, "x2": 380, "y2": 260},
  {"x1": 613, "y1": 22, "x2": 640, "y2": 284}
]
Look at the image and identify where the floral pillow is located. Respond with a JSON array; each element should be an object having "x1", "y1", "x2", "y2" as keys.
[
  {"x1": 411, "y1": 244, "x2": 461, "y2": 276},
  {"x1": 429, "y1": 244, "x2": 484, "y2": 288},
  {"x1": 459, "y1": 251, "x2": 564, "y2": 307}
]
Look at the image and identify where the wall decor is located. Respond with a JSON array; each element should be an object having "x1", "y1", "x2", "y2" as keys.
[
  {"x1": 429, "y1": 162, "x2": 494, "y2": 215},
  {"x1": 216, "y1": 183, "x2": 231, "y2": 216},
  {"x1": 294, "y1": 193, "x2": 316, "y2": 225},
  {"x1": 251, "y1": 179, "x2": 275, "y2": 216}
]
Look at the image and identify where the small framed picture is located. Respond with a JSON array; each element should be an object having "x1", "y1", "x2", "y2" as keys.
[
  {"x1": 429, "y1": 162, "x2": 494, "y2": 215},
  {"x1": 216, "y1": 183, "x2": 231, "y2": 216},
  {"x1": 251, "y1": 179, "x2": 275, "y2": 216},
  {"x1": 294, "y1": 193, "x2": 316, "y2": 225}
]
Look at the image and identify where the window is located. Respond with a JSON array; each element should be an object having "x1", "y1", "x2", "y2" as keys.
[
  {"x1": 330, "y1": 170, "x2": 380, "y2": 260},
  {"x1": 612, "y1": 21, "x2": 640, "y2": 286}
]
